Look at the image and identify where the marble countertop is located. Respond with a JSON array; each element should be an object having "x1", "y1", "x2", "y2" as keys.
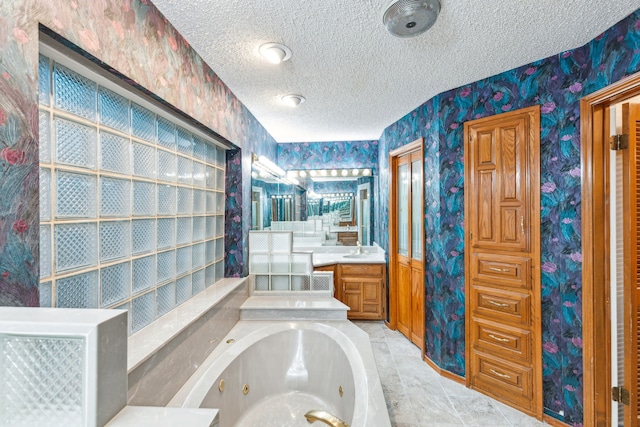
[
  {"x1": 312, "y1": 252, "x2": 386, "y2": 266},
  {"x1": 329, "y1": 226, "x2": 358, "y2": 232},
  {"x1": 293, "y1": 245, "x2": 387, "y2": 267}
]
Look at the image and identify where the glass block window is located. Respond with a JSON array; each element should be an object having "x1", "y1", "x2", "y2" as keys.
[{"x1": 38, "y1": 52, "x2": 227, "y2": 334}]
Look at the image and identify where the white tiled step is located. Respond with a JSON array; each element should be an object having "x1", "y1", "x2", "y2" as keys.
[
  {"x1": 240, "y1": 296, "x2": 349, "y2": 320},
  {"x1": 106, "y1": 406, "x2": 218, "y2": 427}
]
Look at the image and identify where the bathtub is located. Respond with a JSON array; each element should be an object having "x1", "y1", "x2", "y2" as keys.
[{"x1": 169, "y1": 320, "x2": 391, "y2": 427}]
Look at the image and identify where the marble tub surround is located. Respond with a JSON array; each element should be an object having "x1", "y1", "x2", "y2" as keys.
[
  {"x1": 239, "y1": 295, "x2": 349, "y2": 320},
  {"x1": 295, "y1": 243, "x2": 386, "y2": 267},
  {"x1": 169, "y1": 320, "x2": 391, "y2": 427},
  {"x1": 0, "y1": 308, "x2": 127, "y2": 427},
  {"x1": 106, "y1": 406, "x2": 218, "y2": 427},
  {"x1": 127, "y1": 278, "x2": 248, "y2": 406}
]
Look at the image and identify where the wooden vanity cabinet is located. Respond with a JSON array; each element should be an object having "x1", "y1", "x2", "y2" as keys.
[
  {"x1": 314, "y1": 263, "x2": 386, "y2": 320},
  {"x1": 337, "y1": 231, "x2": 358, "y2": 246}
]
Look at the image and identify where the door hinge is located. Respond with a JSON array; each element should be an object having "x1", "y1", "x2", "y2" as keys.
[
  {"x1": 610, "y1": 134, "x2": 629, "y2": 150},
  {"x1": 612, "y1": 386, "x2": 630, "y2": 405}
]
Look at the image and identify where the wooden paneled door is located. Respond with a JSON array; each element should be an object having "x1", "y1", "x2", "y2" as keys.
[
  {"x1": 464, "y1": 106, "x2": 542, "y2": 419},
  {"x1": 389, "y1": 138, "x2": 424, "y2": 350},
  {"x1": 622, "y1": 102, "x2": 640, "y2": 426}
]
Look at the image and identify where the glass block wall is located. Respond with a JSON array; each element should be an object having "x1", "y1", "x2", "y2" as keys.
[{"x1": 38, "y1": 53, "x2": 227, "y2": 333}]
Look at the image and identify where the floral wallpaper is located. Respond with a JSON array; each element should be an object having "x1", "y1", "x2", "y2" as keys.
[
  {"x1": 0, "y1": 0, "x2": 277, "y2": 299},
  {"x1": 277, "y1": 140, "x2": 379, "y2": 171},
  {"x1": 376, "y1": 9, "x2": 640, "y2": 425}
]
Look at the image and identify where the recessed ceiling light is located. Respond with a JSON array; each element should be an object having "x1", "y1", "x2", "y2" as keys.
[
  {"x1": 281, "y1": 94, "x2": 305, "y2": 107},
  {"x1": 352, "y1": 169, "x2": 359, "y2": 176},
  {"x1": 331, "y1": 170, "x2": 338, "y2": 177},
  {"x1": 259, "y1": 43, "x2": 292, "y2": 64},
  {"x1": 341, "y1": 169, "x2": 348, "y2": 176}
]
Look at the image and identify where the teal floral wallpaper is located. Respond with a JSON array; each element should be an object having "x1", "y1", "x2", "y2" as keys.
[
  {"x1": 376, "y1": 9, "x2": 640, "y2": 425},
  {"x1": 277, "y1": 140, "x2": 378, "y2": 171}
]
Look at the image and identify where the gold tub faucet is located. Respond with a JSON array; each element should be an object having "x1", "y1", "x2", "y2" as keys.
[{"x1": 304, "y1": 410, "x2": 350, "y2": 427}]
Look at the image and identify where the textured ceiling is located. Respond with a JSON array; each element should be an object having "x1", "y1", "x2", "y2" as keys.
[{"x1": 151, "y1": 0, "x2": 640, "y2": 143}]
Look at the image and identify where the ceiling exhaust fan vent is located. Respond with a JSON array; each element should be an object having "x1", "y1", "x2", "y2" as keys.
[{"x1": 382, "y1": 0, "x2": 440, "y2": 38}]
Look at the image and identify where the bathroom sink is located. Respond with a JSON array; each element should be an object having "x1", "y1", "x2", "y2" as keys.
[{"x1": 343, "y1": 254, "x2": 371, "y2": 259}]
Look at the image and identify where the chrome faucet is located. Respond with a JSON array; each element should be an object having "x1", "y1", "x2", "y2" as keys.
[
  {"x1": 355, "y1": 241, "x2": 362, "y2": 255},
  {"x1": 304, "y1": 410, "x2": 350, "y2": 427}
]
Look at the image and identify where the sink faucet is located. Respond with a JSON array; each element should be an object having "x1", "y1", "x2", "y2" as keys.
[
  {"x1": 355, "y1": 241, "x2": 362, "y2": 255},
  {"x1": 304, "y1": 410, "x2": 350, "y2": 427}
]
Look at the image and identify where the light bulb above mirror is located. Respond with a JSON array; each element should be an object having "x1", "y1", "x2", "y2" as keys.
[{"x1": 286, "y1": 168, "x2": 372, "y2": 179}]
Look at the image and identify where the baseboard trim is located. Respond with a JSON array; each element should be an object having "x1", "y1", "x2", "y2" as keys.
[
  {"x1": 384, "y1": 320, "x2": 394, "y2": 330},
  {"x1": 423, "y1": 355, "x2": 465, "y2": 385},
  {"x1": 542, "y1": 414, "x2": 571, "y2": 427}
]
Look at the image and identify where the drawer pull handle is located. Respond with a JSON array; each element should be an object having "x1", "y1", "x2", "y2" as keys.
[
  {"x1": 488, "y1": 267, "x2": 509, "y2": 273},
  {"x1": 488, "y1": 334, "x2": 510, "y2": 343},
  {"x1": 486, "y1": 300, "x2": 510, "y2": 308},
  {"x1": 490, "y1": 369, "x2": 511, "y2": 379}
]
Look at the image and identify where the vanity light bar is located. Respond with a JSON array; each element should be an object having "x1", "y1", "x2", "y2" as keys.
[
  {"x1": 287, "y1": 168, "x2": 372, "y2": 178},
  {"x1": 252, "y1": 154, "x2": 285, "y2": 177},
  {"x1": 308, "y1": 192, "x2": 354, "y2": 201}
]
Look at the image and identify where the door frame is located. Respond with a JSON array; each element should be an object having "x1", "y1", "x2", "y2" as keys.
[
  {"x1": 581, "y1": 71, "x2": 640, "y2": 426},
  {"x1": 388, "y1": 137, "x2": 425, "y2": 355}
]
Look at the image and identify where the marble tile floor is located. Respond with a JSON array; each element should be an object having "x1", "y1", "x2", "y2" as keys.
[{"x1": 353, "y1": 321, "x2": 551, "y2": 427}]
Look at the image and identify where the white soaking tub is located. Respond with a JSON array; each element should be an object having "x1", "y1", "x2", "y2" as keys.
[{"x1": 169, "y1": 320, "x2": 391, "y2": 427}]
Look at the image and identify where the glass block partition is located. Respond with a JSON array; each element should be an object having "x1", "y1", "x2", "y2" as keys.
[
  {"x1": 248, "y1": 231, "x2": 333, "y2": 294},
  {"x1": 38, "y1": 52, "x2": 226, "y2": 333}
]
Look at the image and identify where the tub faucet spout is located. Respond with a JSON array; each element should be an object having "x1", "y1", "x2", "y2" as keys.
[{"x1": 304, "y1": 410, "x2": 350, "y2": 427}]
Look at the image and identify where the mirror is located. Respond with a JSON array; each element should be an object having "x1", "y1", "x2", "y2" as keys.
[
  {"x1": 251, "y1": 157, "x2": 374, "y2": 247},
  {"x1": 250, "y1": 176, "x2": 304, "y2": 229}
]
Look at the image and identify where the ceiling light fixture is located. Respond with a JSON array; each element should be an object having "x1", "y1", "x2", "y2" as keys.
[
  {"x1": 259, "y1": 43, "x2": 292, "y2": 64},
  {"x1": 383, "y1": 0, "x2": 441, "y2": 38},
  {"x1": 281, "y1": 94, "x2": 305, "y2": 107}
]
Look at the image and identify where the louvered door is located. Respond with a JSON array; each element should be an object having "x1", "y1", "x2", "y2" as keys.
[
  {"x1": 464, "y1": 106, "x2": 542, "y2": 418},
  {"x1": 622, "y1": 103, "x2": 640, "y2": 426}
]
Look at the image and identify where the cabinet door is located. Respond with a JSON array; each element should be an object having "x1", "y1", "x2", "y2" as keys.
[{"x1": 342, "y1": 277, "x2": 383, "y2": 320}]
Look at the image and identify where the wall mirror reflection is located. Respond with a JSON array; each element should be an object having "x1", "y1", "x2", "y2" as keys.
[{"x1": 251, "y1": 155, "x2": 374, "y2": 247}]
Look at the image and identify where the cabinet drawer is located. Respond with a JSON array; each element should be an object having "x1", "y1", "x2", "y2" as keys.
[
  {"x1": 470, "y1": 351, "x2": 534, "y2": 412},
  {"x1": 471, "y1": 253, "x2": 531, "y2": 290},
  {"x1": 472, "y1": 318, "x2": 532, "y2": 363},
  {"x1": 471, "y1": 285, "x2": 530, "y2": 326},
  {"x1": 341, "y1": 264, "x2": 383, "y2": 277}
]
